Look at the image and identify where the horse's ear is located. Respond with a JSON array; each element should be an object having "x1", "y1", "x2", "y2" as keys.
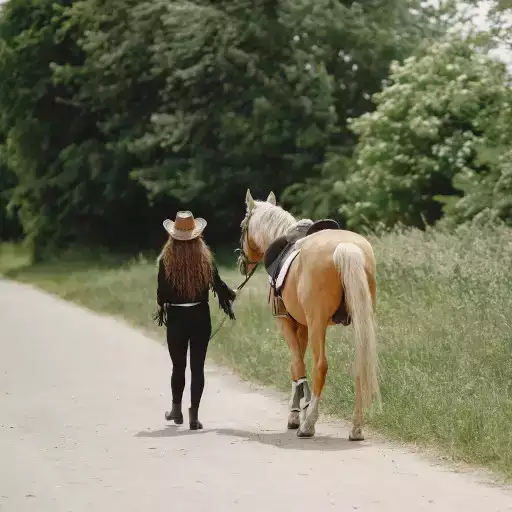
[
  {"x1": 267, "y1": 191, "x2": 276, "y2": 205},
  {"x1": 246, "y1": 189, "x2": 255, "y2": 211}
]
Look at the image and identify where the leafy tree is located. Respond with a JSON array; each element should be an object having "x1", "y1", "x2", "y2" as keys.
[
  {"x1": 0, "y1": 140, "x2": 21, "y2": 241},
  {"x1": 0, "y1": 0, "x2": 465, "y2": 254},
  {"x1": 72, "y1": 0, "x2": 450, "y2": 238},
  {"x1": 466, "y1": 0, "x2": 512, "y2": 54},
  {"x1": 438, "y1": 90, "x2": 512, "y2": 226},
  {"x1": 280, "y1": 0, "x2": 455, "y2": 220},
  {"x1": 0, "y1": 0, "x2": 86, "y2": 257},
  {"x1": 341, "y1": 36, "x2": 511, "y2": 230},
  {"x1": 0, "y1": 0, "x2": 160, "y2": 258},
  {"x1": 128, "y1": 0, "x2": 339, "y2": 240}
]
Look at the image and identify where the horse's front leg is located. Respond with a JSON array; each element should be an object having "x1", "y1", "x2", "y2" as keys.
[
  {"x1": 276, "y1": 316, "x2": 307, "y2": 430},
  {"x1": 296, "y1": 324, "x2": 311, "y2": 425},
  {"x1": 297, "y1": 319, "x2": 328, "y2": 438}
]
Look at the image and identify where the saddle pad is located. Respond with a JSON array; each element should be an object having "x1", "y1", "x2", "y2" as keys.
[{"x1": 270, "y1": 248, "x2": 300, "y2": 293}]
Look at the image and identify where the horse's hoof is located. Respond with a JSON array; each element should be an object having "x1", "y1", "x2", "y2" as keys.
[
  {"x1": 349, "y1": 427, "x2": 365, "y2": 441},
  {"x1": 297, "y1": 428, "x2": 315, "y2": 438},
  {"x1": 297, "y1": 421, "x2": 315, "y2": 438},
  {"x1": 287, "y1": 411, "x2": 300, "y2": 429}
]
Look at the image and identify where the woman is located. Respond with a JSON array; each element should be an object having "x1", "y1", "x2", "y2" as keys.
[{"x1": 154, "y1": 211, "x2": 236, "y2": 430}]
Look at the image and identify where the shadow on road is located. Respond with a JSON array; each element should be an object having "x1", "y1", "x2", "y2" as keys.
[
  {"x1": 135, "y1": 426, "x2": 362, "y2": 452},
  {"x1": 214, "y1": 428, "x2": 362, "y2": 451}
]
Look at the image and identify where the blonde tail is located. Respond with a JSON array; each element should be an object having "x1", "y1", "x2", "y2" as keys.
[{"x1": 333, "y1": 243, "x2": 380, "y2": 410}]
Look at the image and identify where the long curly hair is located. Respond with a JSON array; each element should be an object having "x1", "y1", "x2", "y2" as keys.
[{"x1": 160, "y1": 236, "x2": 214, "y2": 301}]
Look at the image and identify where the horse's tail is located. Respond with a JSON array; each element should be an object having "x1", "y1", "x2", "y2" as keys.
[{"x1": 332, "y1": 243, "x2": 380, "y2": 410}]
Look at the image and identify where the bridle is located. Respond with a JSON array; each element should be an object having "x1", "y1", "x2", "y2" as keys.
[
  {"x1": 208, "y1": 210, "x2": 261, "y2": 341},
  {"x1": 236, "y1": 209, "x2": 261, "y2": 278}
]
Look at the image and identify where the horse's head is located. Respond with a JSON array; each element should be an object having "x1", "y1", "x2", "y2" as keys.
[{"x1": 237, "y1": 189, "x2": 276, "y2": 276}]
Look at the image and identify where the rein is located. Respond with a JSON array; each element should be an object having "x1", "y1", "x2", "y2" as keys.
[
  {"x1": 209, "y1": 261, "x2": 259, "y2": 341},
  {"x1": 210, "y1": 210, "x2": 261, "y2": 341}
]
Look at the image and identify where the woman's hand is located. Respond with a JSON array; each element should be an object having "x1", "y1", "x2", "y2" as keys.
[{"x1": 153, "y1": 303, "x2": 166, "y2": 326}]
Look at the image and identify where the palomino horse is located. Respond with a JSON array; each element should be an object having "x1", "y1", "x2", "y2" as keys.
[{"x1": 237, "y1": 190, "x2": 380, "y2": 439}]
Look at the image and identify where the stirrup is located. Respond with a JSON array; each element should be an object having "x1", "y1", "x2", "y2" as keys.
[{"x1": 271, "y1": 295, "x2": 288, "y2": 317}]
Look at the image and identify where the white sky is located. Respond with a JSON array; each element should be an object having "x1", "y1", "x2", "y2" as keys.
[{"x1": 459, "y1": 1, "x2": 512, "y2": 67}]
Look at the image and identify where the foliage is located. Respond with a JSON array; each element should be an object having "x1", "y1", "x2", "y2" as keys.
[
  {"x1": 479, "y1": 0, "x2": 512, "y2": 53},
  {"x1": 0, "y1": 141, "x2": 21, "y2": 240},
  {"x1": 278, "y1": 0, "x2": 455, "y2": 220},
  {"x1": 438, "y1": 100, "x2": 512, "y2": 226},
  {"x1": 1, "y1": 0, "x2": 510, "y2": 254},
  {"x1": 0, "y1": 0, "x2": 458, "y2": 255},
  {"x1": 341, "y1": 36, "x2": 512, "y2": 230},
  {"x1": 0, "y1": 0, "x2": 165, "y2": 258}
]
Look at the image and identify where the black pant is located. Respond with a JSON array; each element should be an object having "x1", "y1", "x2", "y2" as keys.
[{"x1": 165, "y1": 302, "x2": 212, "y2": 409}]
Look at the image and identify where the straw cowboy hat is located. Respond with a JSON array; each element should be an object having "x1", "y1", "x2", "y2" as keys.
[{"x1": 163, "y1": 211, "x2": 207, "y2": 241}]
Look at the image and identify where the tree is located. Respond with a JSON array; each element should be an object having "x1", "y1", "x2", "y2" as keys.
[
  {"x1": 341, "y1": 36, "x2": 511, "y2": 230},
  {"x1": 437, "y1": 89, "x2": 512, "y2": 226},
  {"x1": 128, "y1": 0, "x2": 339, "y2": 241},
  {"x1": 71, "y1": 0, "x2": 451, "y2": 239},
  {"x1": 0, "y1": 139, "x2": 22, "y2": 241},
  {"x1": 0, "y1": 0, "x2": 160, "y2": 258},
  {"x1": 0, "y1": 0, "x2": 465, "y2": 254},
  {"x1": 280, "y1": 0, "x2": 455, "y2": 221}
]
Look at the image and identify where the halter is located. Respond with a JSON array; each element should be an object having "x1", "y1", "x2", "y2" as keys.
[
  {"x1": 236, "y1": 209, "x2": 261, "y2": 277},
  {"x1": 208, "y1": 260, "x2": 259, "y2": 341}
]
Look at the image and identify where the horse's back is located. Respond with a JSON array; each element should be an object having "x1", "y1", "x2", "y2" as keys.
[
  {"x1": 299, "y1": 229, "x2": 374, "y2": 264},
  {"x1": 282, "y1": 228, "x2": 376, "y2": 323},
  {"x1": 298, "y1": 229, "x2": 376, "y2": 308}
]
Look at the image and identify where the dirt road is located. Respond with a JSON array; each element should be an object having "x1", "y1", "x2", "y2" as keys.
[{"x1": 1, "y1": 279, "x2": 512, "y2": 511}]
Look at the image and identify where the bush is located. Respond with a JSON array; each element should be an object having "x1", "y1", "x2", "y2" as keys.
[{"x1": 342, "y1": 36, "x2": 512, "y2": 230}]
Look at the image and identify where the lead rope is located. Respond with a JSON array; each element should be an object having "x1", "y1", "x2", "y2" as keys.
[{"x1": 209, "y1": 263, "x2": 259, "y2": 341}]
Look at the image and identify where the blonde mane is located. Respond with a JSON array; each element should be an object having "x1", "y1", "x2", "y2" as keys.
[{"x1": 249, "y1": 201, "x2": 296, "y2": 251}]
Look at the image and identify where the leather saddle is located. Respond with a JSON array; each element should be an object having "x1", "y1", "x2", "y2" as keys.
[
  {"x1": 263, "y1": 219, "x2": 352, "y2": 325},
  {"x1": 264, "y1": 219, "x2": 339, "y2": 278}
]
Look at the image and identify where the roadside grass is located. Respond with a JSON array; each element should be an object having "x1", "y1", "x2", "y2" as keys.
[
  {"x1": 2, "y1": 223, "x2": 512, "y2": 478},
  {"x1": 0, "y1": 242, "x2": 31, "y2": 274}
]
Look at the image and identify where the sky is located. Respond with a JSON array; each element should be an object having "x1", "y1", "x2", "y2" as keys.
[{"x1": 460, "y1": 1, "x2": 512, "y2": 67}]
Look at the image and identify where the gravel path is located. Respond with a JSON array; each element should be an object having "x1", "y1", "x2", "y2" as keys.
[{"x1": 1, "y1": 279, "x2": 512, "y2": 511}]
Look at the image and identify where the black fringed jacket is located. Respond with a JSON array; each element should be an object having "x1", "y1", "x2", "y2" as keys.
[{"x1": 156, "y1": 258, "x2": 236, "y2": 322}]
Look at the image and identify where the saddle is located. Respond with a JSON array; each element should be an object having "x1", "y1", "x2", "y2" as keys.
[{"x1": 263, "y1": 219, "x2": 352, "y2": 325}]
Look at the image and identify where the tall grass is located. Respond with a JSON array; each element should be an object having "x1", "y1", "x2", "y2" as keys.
[{"x1": 2, "y1": 223, "x2": 512, "y2": 477}]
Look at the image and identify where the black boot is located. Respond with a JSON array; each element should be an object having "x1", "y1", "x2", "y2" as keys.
[
  {"x1": 165, "y1": 403, "x2": 183, "y2": 424},
  {"x1": 189, "y1": 407, "x2": 203, "y2": 430}
]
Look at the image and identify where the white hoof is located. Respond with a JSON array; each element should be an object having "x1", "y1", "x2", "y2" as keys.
[
  {"x1": 297, "y1": 395, "x2": 319, "y2": 438},
  {"x1": 349, "y1": 426, "x2": 365, "y2": 441},
  {"x1": 297, "y1": 423, "x2": 315, "y2": 438},
  {"x1": 300, "y1": 406, "x2": 308, "y2": 425}
]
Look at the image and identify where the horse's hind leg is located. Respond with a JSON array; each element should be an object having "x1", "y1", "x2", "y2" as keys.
[
  {"x1": 350, "y1": 376, "x2": 365, "y2": 441},
  {"x1": 276, "y1": 316, "x2": 308, "y2": 430}
]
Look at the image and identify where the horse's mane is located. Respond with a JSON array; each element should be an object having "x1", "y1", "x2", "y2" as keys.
[{"x1": 250, "y1": 201, "x2": 296, "y2": 250}]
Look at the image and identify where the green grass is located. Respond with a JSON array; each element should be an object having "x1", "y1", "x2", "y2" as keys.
[
  {"x1": 0, "y1": 242, "x2": 31, "y2": 274},
  {"x1": 2, "y1": 223, "x2": 512, "y2": 478}
]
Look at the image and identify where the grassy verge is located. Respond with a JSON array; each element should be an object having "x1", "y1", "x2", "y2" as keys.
[{"x1": 2, "y1": 224, "x2": 512, "y2": 478}]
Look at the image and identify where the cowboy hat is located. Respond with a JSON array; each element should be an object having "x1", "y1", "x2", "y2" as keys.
[{"x1": 163, "y1": 211, "x2": 207, "y2": 241}]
